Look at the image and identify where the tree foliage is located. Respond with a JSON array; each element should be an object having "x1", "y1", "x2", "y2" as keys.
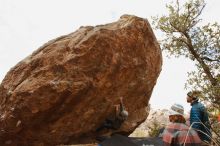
[
  {"x1": 148, "y1": 119, "x2": 161, "y2": 137},
  {"x1": 152, "y1": 0, "x2": 220, "y2": 108}
]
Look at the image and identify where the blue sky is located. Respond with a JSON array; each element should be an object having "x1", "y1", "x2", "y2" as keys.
[{"x1": 0, "y1": 0, "x2": 219, "y2": 112}]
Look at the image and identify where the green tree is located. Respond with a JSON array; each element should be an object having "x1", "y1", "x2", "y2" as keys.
[
  {"x1": 152, "y1": 0, "x2": 220, "y2": 108},
  {"x1": 148, "y1": 119, "x2": 161, "y2": 137}
]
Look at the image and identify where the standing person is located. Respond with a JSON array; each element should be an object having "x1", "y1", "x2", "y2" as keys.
[
  {"x1": 163, "y1": 103, "x2": 201, "y2": 146},
  {"x1": 186, "y1": 91, "x2": 212, "y2": 145}
]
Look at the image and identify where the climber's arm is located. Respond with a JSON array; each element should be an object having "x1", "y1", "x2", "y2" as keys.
[
  {"x1": 119, "y1": 97, "x2": 125, "y2": 112},
  {"x1": 114, "y1": 97, "x2": 125, "y2": 118},
  {"x1": 115, "y1": 104, "x2": 120, "y2": 117}
]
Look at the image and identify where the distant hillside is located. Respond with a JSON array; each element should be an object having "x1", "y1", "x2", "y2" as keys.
[{"x1": 130, "y1": 109, "x2": 169, "y2": 137}]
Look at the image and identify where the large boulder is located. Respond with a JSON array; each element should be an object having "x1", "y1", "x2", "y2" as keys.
[{"x1": 0, "y1": 14, "x2": 162, "y2": 146}]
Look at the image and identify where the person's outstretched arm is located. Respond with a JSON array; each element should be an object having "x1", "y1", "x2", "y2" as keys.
[
  {"x1": 114, "y1": 104, "x2": 120, "y2": 117},
  {"x1": 119, "y1": 97, "x2": 125, "y2": 112}
]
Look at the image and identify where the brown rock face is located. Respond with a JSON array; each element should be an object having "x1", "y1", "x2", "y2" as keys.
[{"x1": 0, "y1": 15, "x2": 162, "y2": 145}]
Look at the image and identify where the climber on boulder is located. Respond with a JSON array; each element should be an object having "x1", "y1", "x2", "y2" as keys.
[{"x1": 96, "y1": 97, "x2": 129, "y2": 132}]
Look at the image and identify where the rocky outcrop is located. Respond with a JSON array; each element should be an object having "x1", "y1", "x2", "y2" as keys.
[
  {"x1": 0, "y1": 14, "x2": 162, "y2": 145},
  {"x1": 130, "y1": 109, "x2": 169, "y2": 137}
]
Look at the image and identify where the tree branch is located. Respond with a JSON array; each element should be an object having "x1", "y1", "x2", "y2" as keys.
[
  {"x1": 202, "y1": 57, "x2": 220, "y2": 62},
  {"x1": 184, "y1": 32, "x2": 218, "y2": 86},
  {"x1": 191, "y1": 4, "x2": 205, "y2": 22}
]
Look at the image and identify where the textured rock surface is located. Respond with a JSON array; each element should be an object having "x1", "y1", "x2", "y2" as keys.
[{"x1": 0, "y1": 14, "x2": 162, "y2": 145}]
